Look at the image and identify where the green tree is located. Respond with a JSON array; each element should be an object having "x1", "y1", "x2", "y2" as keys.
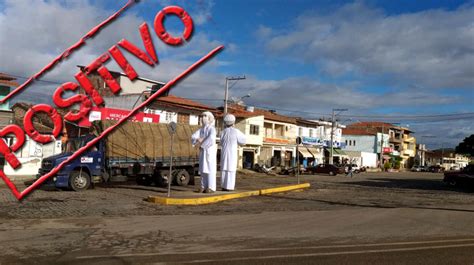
[{"x1": 455, "y1": 134, "x2": 474, "y2": 156}]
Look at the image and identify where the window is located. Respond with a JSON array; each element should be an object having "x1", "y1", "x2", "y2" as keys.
[
  {"x1": 250, "y1": 125, "x2": 259, "y2": 135},
  {"x1": 165, "y1": 112, "x2": 174, "y2": 122},
  {"x1": 353, "y1": 140, "x2": 356, "y2": 146},
  {"x1": 309, "y1": 129, "x2": 314, "y2": 137},
  {"x1": 345, "y1": 140, "x2": 348, "y2": 145},
  {"x1": 299, "y1": 127, "x2": 303, "y2": 136}
]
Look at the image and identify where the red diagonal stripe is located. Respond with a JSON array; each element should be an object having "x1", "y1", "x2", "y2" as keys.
[
  {"x1": 17, "y1": 45, "x2": 224, "y2": 200},
  {"x1": 0, "y1": 0, "x2": 136, "y2": 104}
]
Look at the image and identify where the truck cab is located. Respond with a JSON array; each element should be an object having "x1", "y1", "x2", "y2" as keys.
[{"x1": 38, "y1": 135, "x2": 106, "y2": 191}]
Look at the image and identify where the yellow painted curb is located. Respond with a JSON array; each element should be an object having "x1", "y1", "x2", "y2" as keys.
[
  {"x1": 148, "y1": 190, "x2": 260, "y2": 205},
  {"x1": 147, "y1": 183, "x2": 311, "y2": 205},
  {"x1": 259, "y1": 183, "x2": 311, "y2": 195}
]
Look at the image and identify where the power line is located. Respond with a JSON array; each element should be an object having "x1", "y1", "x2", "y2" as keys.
[
  {"x1": 4, "y1": 74, "x2": 473, "y2": 121},
  {"x1": 4, "y1": 74, "x2": 64, "y2": 85}
]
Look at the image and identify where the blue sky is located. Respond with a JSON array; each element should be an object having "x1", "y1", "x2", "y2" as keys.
[{"x1": 0, "y1": 0, "x2": 473, "y2": 149}]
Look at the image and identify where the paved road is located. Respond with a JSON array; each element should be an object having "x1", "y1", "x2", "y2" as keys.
[
  {"x1": 68, "y1": 239, "x2": 474, "y2": 264},
  {"x1": 2, "y1": 171, "x2": 474, "y2": 264},
  {"x1": 2, "y1": 207, "x2": 474, "y2": 264}
]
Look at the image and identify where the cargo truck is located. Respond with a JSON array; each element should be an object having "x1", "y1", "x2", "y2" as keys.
[{"x1": 37, "y1": 120, "x2": 200, "y2": 191}]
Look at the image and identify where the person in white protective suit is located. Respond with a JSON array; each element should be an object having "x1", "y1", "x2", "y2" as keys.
[
  {"x1": 191, "y1": 111, "x2": 217, "y2": 193},
  {"x1": 220, "y1": 114, "x2": 246, "y2": 191}
]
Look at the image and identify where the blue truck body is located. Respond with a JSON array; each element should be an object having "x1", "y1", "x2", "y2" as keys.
[{"x1": 37, "y1": 122, "x2": 200, "y2": 191}]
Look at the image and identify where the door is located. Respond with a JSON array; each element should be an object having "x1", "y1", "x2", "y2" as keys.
[
  {"x1": 285, "y1": 150, "x2": 293, "y2": 167},
  {"x1": 272, "y1": 150, "x2": 281, "y2": 166},
  {"x1": 242, "y1": 150, "x2": 254, "y2": 169}
]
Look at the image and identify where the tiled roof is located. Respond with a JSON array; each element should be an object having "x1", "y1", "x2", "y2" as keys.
[
  {"x1": 225, "y1": 107, "x2": 262, "y2": 119},
  {"x1": 342, "y1": 128, "x2": 377, "y2": 136},
  {"x1": 348, "y1": 121, "x2": 413, "y2": 133},
  {"x1": 0, "y1": 73, "x2": 19, "y2": 87},
  {"x1": 0, "y1": 73, "x2": 16, "y2": 80},
  {"x1": 228, "y1": 104, "x2": 296, "y2": 124},
  {"x1": 150, "y1": 95, "x2": 215, "y2": 111}
]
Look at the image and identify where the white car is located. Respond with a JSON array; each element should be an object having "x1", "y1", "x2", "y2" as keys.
[
  {"x1": 345, "y1": 164, "x2": 361, "y2": 174},
  {"x1": 450, "y1": 165, "x2": 461, "y2": 171}
]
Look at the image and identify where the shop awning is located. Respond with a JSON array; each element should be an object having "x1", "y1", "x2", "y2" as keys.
[
  {"x1": 298, "y1": 148, "x2": 313, "y2": 158},
  {"x1": 333, "y1": 149, "x2": 348, "y2": 156},
  {"x1": 307, "y1": 147, "x2": 323, "y2": 158}
]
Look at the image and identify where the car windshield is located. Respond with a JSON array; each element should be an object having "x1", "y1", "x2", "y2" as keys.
[
  {"x1": 64, "y1": 135, "x2": 96, "y2": 153},
  {"x1": 65, "y1": 138, "x2": 81, "y2": 153}
]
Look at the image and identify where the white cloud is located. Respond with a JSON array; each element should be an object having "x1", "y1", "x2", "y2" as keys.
[
  {"x1": 0, "y1": 0, "x2": 229, "y2": 103},
  {"x1": 260, "y1": 2, "x2": 474, "y2": 89}
]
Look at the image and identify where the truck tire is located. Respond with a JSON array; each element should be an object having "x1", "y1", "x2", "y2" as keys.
[
  {"x1": 70, "y1": 170, "x2": 91, "y2": 191},
  {"x1": 174, "y1": 170, "x2": 190, "y2": 186},
  {"x1": 136, "y1": 175, "x2": 153, "y2": 186},
  {"x1": 155, "y1": 171, "x2": 170, "y2": 187}
]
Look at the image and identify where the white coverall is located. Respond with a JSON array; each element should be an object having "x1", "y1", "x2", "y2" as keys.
[
  {"x1": 220, "y1": 127, "x2": 246, "y2": 190},
  {"x1": 192, "y1": 116, "x2": 217, "y2": 191}
]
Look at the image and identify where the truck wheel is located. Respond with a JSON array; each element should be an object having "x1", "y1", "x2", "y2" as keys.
[
  {"x1": 136, "y1": 175, "x2": 153, "y2": 186},
  {"x1": 70, "y1": 170, "x2": 91, "y2": 191},
  {"x1": 175, "y1": 170, "x2": 190, "y2": 186},
  {"x1": 447, "y1": 179, "x2": 458, "y2": 187},
  {"x1": 156, "y1": 171, "x2": 170, "y2": 187}
]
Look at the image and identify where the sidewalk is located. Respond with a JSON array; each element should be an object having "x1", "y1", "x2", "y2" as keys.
[{"x1": 147, "y1": 183, "x2": 311, "y2": 205}]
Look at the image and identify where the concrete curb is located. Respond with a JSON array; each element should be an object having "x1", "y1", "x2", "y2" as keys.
[{"x1": 147, "y1": 183, "x2": 311, "y2": 205}]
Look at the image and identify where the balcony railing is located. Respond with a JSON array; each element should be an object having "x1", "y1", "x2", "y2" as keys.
[{"x1": 390, "y1": 137, "x2": 403, "y2": 143}]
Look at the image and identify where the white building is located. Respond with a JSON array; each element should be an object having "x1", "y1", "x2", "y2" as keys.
[
  {"x1": 296, "y1": 119, "x2": 324, "y2": 166},
  {"x1": 3, "y1": 136, "x2": 62, "y2": 176},
  {"x1": 341, "y1": 128, "x2": 389, "y2": 168}
]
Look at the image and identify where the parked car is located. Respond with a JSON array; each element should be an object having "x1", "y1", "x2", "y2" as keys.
[
  {"x1": 344, "y1": 164, "x2": 361, "y2": 174},
  {"x1": 428, "y1": 165, "x2": 445, "y2": 173},
  {"x1": 411, "y1": 165, "x2": 423, "y2": 172},
  {"x1": 443, "y1": 165, "x2": 474, "y2": 187},
  {"x1": 279, "y1": 166, "x2": 307, "y2": 175},
  {"x1": 307, "y1": 164, "x2": 344, "y2": 176},
  {"x1": 450, "y1": 165, "x2": 461, "y2": 171}
]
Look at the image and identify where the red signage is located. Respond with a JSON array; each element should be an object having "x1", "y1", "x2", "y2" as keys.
[
  {"x1": 79, "y1": 107, "x2": 160, "y2": 127},
  {"x1": 383, "y1": 147, "x2": 393, "y2": 153},
  {"x1": 264, "y1": 137, "x2": 291, "y2": 144}
]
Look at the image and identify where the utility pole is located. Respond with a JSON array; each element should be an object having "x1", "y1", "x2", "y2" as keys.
[
  {"x1": 329, "y1": 108, "x2": 348, "y2": 165},
  {"x1": 224, "y1": 76, "x2": 246, "y2": 115},
  {"x1": 380, "y1": 123, "x2": 385, "y2": 169}
]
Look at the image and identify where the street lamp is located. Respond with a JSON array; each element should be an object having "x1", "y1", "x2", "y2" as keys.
[
  {"x1": 224, "y1": 76, "x2": 246, "y2": 115},
  {"x1": 329, "y1": 108, "x2": 348, "y2": 165},
  {"x1": 230, "y1": 94, "x2": 251, "y2": 105}
]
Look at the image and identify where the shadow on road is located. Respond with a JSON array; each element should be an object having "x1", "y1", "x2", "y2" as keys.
[
  {"x1": 98, "y1": 183, "x2": 193, "y2": 193},
  {"x1": 265, "y1": 194, "x2": 474, "y2": 213},
  {"x1": 343, "y1": 178, "x2": 474, "y2": 193}
]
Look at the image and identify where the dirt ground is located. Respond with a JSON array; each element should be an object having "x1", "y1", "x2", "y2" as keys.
[
  {"x1": 1, "y1": 171, "x2": 473, "y2": 219},
  {"x1": 2, "y1": 171, "x2": 474, "y2": 264}
]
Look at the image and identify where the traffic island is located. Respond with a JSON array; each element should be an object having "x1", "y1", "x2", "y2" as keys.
[{"x1": 147, "y1": 183, "x2": 311, "y2": 205}]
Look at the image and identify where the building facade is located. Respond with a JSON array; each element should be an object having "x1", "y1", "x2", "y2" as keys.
[
  {"x1": 296, "y1": 119, "x2": 324, "y2": 167},
  {"x1": 346, "y1": 122, "x2": 417, "y2": 169}
]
